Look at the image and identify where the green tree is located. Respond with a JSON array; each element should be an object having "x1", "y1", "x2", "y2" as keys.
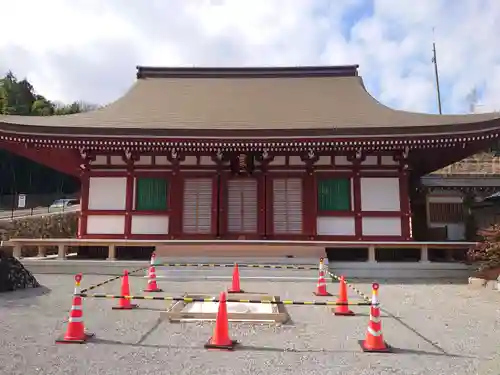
[
  {"x1": 0, "y1": 71, "x2": 98, "y2": 199},
  {"x1": 31, "y1": 95, "x2": 55, "y2": 116},
  {"x1": 0, "y1": 71, "x2": 99, "y2": 116},
  {"x1": 54, "y1": 100, "x2": 99, "y2": 115},
  {"x1": 0, "y1": 72, "x2": 40, "y2": 115}
]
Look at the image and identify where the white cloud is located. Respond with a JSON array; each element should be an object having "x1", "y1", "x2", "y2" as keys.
[{"x1": 1, "y1": 0, "x2": 500, "y2": 114}]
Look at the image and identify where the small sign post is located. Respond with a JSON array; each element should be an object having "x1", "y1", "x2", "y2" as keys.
[{"x1": 17, "y1": 194, "x2": 26, "y2": 209}]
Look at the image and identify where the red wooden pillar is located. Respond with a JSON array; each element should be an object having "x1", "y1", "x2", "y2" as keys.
[
  {"x1": 168, "y1": 170, "x2": 183, "y2": 239},
  {"x1": 218, "y1": 173, "x2": 228, "y2": 238},
  {"x1": 78, "y1": 171, "x2": 90, "y2": 238},
  {"x1": 265, "y1": 173, "x2": 274, "y2": 237},
  {"x1": 352, "y1": 162, "x2": 363, "y2": 240},
  {"x1": 257, "y1": 173, "x2": 267, "y2": 238},
  {"x1": 211, "y1": 174, "x2": 219, "y2": 238},
  {"x1": 399, "y1": 169, "x2": 412, "y2": 240},
  {"x1": 123, "y1": 168, "x2": 134, "y2": 239},
  {"x1": 303, "y1": 170, "x2": 316, "y2": 239}
]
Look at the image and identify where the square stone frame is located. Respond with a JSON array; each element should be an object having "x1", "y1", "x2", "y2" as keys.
[{"x1": 161, "y1": 293, "x2": 290, "y2": 325}]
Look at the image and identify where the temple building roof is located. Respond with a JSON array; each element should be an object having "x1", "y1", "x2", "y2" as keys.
[{"x1": 1, "y1": 65, "x2": 500, "y2": 138}]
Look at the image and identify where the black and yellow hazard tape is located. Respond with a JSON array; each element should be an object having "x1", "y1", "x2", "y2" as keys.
[
  {"x1": 327, "y1": 271, "x2": 372, "y2": 303},
  {"x1": 80, "y1": 266, "x2": 149, "y2": 294},
  {"x1": 76, "y1": 293, "x2": 372, "y2": 306},
  {"x1": 155, "y1": 262, "x2": 320, "y2": 270}
]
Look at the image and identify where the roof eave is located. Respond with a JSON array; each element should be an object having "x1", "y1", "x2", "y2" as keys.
[{"x1": 1, "y1": 119, "x2": 500, "y2": 139}]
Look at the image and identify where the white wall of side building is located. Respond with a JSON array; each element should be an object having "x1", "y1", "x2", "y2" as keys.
[{"x1": 426, "y1": 192, "x2": 466, "y2": 241}]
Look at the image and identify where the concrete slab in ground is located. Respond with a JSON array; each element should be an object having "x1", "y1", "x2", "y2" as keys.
[
  {"x1": 1, "y1": 274, "x2": 499, "y2": 375},
  {"x1": 184, "y1": 300, "x2": 274, "y2": 314}
]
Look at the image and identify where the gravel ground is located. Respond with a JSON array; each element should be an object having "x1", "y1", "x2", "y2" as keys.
[{"x1": 1, "y1": 274, "x2": 499, "y2": 375}]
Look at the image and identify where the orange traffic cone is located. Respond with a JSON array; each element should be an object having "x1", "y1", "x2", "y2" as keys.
[
  {"x1": 205, "y1": 291, "x2": 238, "y2": 350},
  {"x1": 313, "y1": 270, "x2": 332, "y2": 296},
  {"x1": 144, "y1": 252, "x2": 163, "y2": 292},
  {"x1": 333, "y1": 275, "x2": 355, "y2": 316},
  {"x1": 228, "y1": 263, "x2": 243, "y2": 293},
  {"x1": 56, "y1": 273, "x2": 95, "y2": 344},
  {"x1": 359, "y1": 283, "x2": 391, "y2": 352},
  {"x1": 112, "y1": 270, "x2": 138, "y2": 310}
]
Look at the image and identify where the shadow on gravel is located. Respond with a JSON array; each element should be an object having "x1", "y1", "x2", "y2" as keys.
[
  {"x1": 341, "y1": 312, "x2": 391, "y2": 318},
  {"x1": 350, "y1": 279, "x2": 468, "y2": 285},
  {"x1": 136, "y1": 318, "x2": 164, "y2": 345},
  {"x1": 88, "y1": 337, "x2": 484, "y2": 359},
  {"x1": 381, "y1": 306, "x2": 452, "y2": 357},
  {"x1": 387, "y1": 346, "x2": 480, "y2": 359},
  {"x1": 0, "y1": 285, "x2": 51, "y2": 303}
]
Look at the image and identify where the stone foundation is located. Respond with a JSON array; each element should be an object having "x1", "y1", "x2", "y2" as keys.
[{"x1": 468, "y1": 277, "x2": 500, "y2": 290}]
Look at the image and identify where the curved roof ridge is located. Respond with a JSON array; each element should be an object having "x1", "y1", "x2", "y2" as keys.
[{"x1": 136, "y1": 65, "x2": 360, "y2": 79}]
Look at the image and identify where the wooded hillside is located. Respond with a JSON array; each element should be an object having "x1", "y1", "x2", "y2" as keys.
[{"x1": 0, "y1": 71, "x2": 98, "y2": 196}]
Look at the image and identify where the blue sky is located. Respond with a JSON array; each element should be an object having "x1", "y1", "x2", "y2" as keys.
[{"x1": 1, "y1": 0, "x2": 499, "y2": 115}]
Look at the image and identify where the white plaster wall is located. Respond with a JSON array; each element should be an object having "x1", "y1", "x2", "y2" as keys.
[
  {"x1": 135, "y1": 156, "x2": 153, "y2": 165},
  {"x1": 362, "y1": 217, "x2": 402, "y2": 236},
  {"x1": 350, "y1": 178, "x2": 354, "y2": 209},
  {"x1": 87, "y1": 215, "x2": 125, "y2": 234},
  {"x1": 183, "y1": 156, "x2": 198, "y2": 165},
  {"x1": 446, "y1": 223, "x2": 466, "y2": 241},
  {"x1": 199, "y1": 156, "x2": 215, "y2": 165},
  {"x1": 334, "y1": 156, "x2": 351, "y2": 165},
  {"x1": 361, "y1": 177, "x2": 400, "y2": 211},
  {"x1": 428, "y1": 223, "x2": 466, "y2": 240},
  {"x1": 88, "y1": 177, "x2": 127, "y2": 210},
  {"x1": 315, "y1": 156, "x2": 331, "y2": 165},
  {"x1": 317, "y1": 217, "x2": 355, "y2": 235},
  {"x1": 289, "y1": 156, "x2": 305, "y2": 165},
  {"x1": 131, "y1": 215, "x2": 169, "y2": 235},
  {"x1": 89, "y1": 155, "x2": 107, "y2": 165},
  {"x1": 361, "y1": 155, "x2": 378, "y2": 165},
  {"x1": 110, "y1": 156, "x2": 126, "y2": 165},
  {"x1": 269, "y1": 156, "x2": 286, "y2": 165},
  {"x1": 381, "y1": 155, "x2": 398, "y2": 166},
  {"x1": 155, "y1": 156, "x2": 171, "y2": 165}
]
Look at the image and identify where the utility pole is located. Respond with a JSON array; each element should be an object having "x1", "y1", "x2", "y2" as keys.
[
  {"x1": 431, "y1": 29, "x2": 443, "y2": 114},
  {"x1": 466, "y1": 87, "x2": 478, "y2": 113}
]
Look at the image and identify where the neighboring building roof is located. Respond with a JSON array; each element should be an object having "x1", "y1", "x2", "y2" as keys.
[
  {"x1": 421, "y1": 175, "x2": 500, "y2": 188},
  {"x1": 471, "y1": 190, "x2": 500, "y2": 209},
  {"x1": 1, "y1": 65, "x2": 500, "y2": 138},
  {"x1": 484, "y1": 191, "x2": 500, "y2": 201},
  {"x1": 430, "y1": 152, "x2": 500, "y2": 176}
]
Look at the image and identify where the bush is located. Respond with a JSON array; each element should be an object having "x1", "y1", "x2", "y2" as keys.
[{"x1": 467, "y1": 224, "x2": 500, "y2": 276}]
